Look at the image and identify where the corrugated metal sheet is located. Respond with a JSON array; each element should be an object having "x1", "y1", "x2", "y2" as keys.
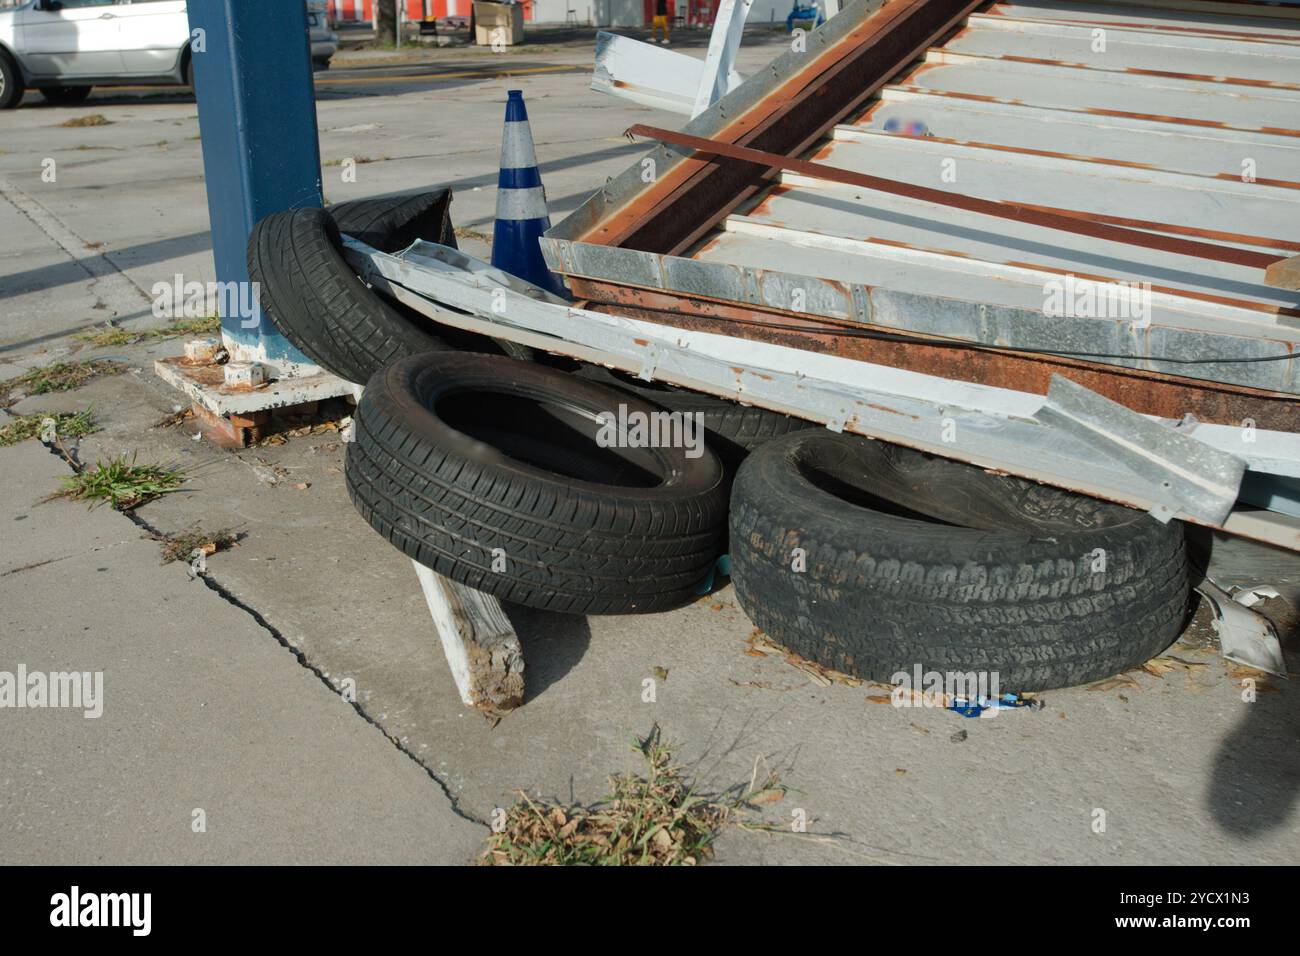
[{"x1": 545, "y1": 0, "x2": 1300, "y2": 398}]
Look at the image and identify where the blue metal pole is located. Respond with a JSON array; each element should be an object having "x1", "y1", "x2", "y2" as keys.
[{"x1": 187, "y1": 0, "x2": 323, "y2": 370}]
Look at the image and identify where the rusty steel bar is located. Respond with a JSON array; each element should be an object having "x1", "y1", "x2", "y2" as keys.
[
  {"x1": 592, "y1": 0, "x2": 987, "y2": 255},
  {"x1": 569, "y1": 277, "x2": 1300, "y2": 429},
  {"x1": 625, "y1": 124, "x2": 1284, "y2": 271},
  {"x1": 1012, "y1": 202, "x2": 1300, "y2": 253}
]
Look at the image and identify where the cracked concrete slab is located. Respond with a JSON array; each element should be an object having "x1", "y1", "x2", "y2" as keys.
[{"x1": 0, "y1": 441, "x2": 485, "y2": 864}]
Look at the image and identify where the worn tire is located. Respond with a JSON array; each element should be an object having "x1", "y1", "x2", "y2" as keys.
[
  {"x1": 729, "y1": 431, "x2": 1190, "y2": 691},
  {"x1": 330, "y1": 190, "x2": 458, "y2": 254},
  {"x1": 574, "y1": 364, "x2": 814, "y2": 468},
  {"x1": 249, "y1": 207, "x2": 451, "y2": 383},
  {"x1": 330, "y1": 190, "x2": 533, "y2": 361},
  {"x1": 346, "y1": 352, "x2": 729, "y2": 615},
  {"x1": 0, "y1": 51, "x2": 24, "y2": 110}
]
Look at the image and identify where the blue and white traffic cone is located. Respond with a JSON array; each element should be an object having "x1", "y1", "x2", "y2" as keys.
[{"x1": 491, "y1": 90, "x2": 565, "y2": 297}]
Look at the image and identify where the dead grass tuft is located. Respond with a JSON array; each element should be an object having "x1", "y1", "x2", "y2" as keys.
[
  {"x1": 58, "y1": 114, "x2": 111, "y2": 128},
  {"x1": 0, "y1": 408, "x2": 96, "y2": 447},
  {"x1": 75, "y1": 316, "x2": 220, "y2": 348},
  {"x1": 0, "y1": 360, "x2": 125, "y2": 407},
  {"x1": 479, "y1": 726, "x2": 785, "y2": 866}
]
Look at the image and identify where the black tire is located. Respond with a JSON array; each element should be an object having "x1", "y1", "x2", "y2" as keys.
[
  {"x1": 249, "y1": 206, "x2": 452, "y2": 383},
  {"x1": 0, "y1": 51, "x2": 24, "y2": 110},
  {"x1": 40, "y1": 85, "x2": 92, "y2": 104},
  {"x1": 729, "y1": 431, "x2": 1190, "y2": 691},
  {"x1": 574, "y1": 364, "x2": 814, "y2": 469},
  {"x1": 329, "y1": 189, "x2": 458, "y2": 254},
  {"x1": 183, "y1": 54, "x2": 194, "y2": 90},
  {"x1": 346, "y1": 352, "x2": 729, "y2": 615},
  {"x1": 326, "y1": 191, "x2": 536, "y2": 363}
]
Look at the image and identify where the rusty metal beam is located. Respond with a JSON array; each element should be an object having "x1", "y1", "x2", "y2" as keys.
[
  {"x1": 570, "y1": 277, "x2": 1300, "y2": 430},
  {"x1": 590, "y1": 0, "x2": 988, "y2": 256},
  {"x1": 626, "y1": 124, "x2": 1283, "y2": 271}
]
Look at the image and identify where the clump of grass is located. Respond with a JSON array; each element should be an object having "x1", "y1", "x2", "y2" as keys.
[
  {"x1": 75, "y1": 316, "x2": 220, "y2": 348},
  {"x1": 51, "y1": 453, "x2": 186, "y2": 511},
  {"x1": 479, "y1": 727, "x2": 784, "y2": 866},
  {"x1": 0, "y1": 408, "x2": 96, "y2": 447},
  {"x1": 149, "y1": 525, "x2": 239, "y2": 565},
  {"x1": 0, "y1": 360, "x2": 125, "y2": 406},
  {"x1": 59, "y1": 114, "x2": 111, "y2": 128}
]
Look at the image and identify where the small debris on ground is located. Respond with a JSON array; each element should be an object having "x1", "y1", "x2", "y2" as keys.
[
  {"x1": 147, "y1": 525, "x2": 240, "y2": 565},
  {"x1": 58, "y1": 114, "x2": 112, "y2": 128},
  {"x1": 744, "y1": 627, "x2": 863, "y2": 687},
  {"x1": 1092, "y1": 671, "x2": 1144, "y2": 697},
  {"x1": 454, "y1": 226, "x2": 493, "y2": 244},
  {"x1": 154, "y1": 406, "x2": 195, "y2": 429},
  {"x1": 0, "y1": 408, "x2": 96, "y2": 447},
  {"x1": 247, "y1": 456, "x2": 290, "y2": 486},
  {"x1": 256, "y1": 420, "x2": 340, "y2": 446}
]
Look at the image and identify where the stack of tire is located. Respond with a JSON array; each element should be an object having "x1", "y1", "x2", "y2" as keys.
[
  {"x1": 249, "y1": 192, "x2": 1191, "y2": 687},
  {"x1": 248, "y1": 192, "x2": 793, "y2": 614}
]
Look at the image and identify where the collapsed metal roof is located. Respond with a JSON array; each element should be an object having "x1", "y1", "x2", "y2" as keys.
[
  {"x1": 346, "y1": 0, "x2": 1300, "y2": 548},
  {"x1": 543, "y1": 0, "x2": 1300, "y2": 403}
]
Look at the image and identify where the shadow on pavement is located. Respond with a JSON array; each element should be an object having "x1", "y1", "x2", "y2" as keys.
[{"x1": 506, "y1": 604, "x2": 592, "y2": 701}]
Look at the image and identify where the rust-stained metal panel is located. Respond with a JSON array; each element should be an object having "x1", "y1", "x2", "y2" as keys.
[
  {"x1": 570, "y1": 277, "x2": 1300, "y2": 428},
  {"x1": 544, "y1": 0, "x2": 1300, "y2": 409},
  {"x1": 588, "y1": 0, "x2": 988, "y2": 255}
]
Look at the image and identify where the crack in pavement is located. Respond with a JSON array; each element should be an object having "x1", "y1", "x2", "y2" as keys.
[
  {"x1": 0, "y1": 539, "x2": 133, "y2": 578},
  {"x1": 35, "y1": 438, "x2": 491, "y2": 834}
]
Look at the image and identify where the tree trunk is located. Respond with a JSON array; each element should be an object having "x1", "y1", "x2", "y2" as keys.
[{"x1": 376, "y1": 0, "x2": 398, "y2": 44}]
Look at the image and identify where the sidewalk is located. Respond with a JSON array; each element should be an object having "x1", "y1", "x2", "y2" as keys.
[{"x1": 0, "y1": 440, "x2": 484, "y2": 865}]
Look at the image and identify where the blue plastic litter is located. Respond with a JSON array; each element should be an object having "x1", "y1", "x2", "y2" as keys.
[
  {"x1": 694, "y1": 553, "x2": 732, "y2": 595},
  {"x1": 948, "y1": 693, "x2": 1043, "y2": 718}
]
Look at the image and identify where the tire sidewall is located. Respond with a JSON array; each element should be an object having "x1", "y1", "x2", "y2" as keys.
[{"x1": 367, "y1": 353, "x2": 726, "y2": 503}]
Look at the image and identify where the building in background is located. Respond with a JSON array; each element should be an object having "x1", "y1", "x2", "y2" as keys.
[
  {"x1": 329, "y1": 0, "x2": 531, "y2": 24},
  {"x1": 324, "y1": 0, "x2": 742, "y2": 28}
]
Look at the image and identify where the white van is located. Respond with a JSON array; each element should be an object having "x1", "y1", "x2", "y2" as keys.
[{"x1": 0, "y1": 0, "x2": 336, "y2": 109}]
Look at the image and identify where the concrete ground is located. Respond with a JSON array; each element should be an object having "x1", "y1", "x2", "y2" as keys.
[{"x1": 1, "y1": 30, "x2": 1298, "y2": 866}]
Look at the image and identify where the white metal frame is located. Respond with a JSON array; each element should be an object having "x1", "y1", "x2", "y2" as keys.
[{"x1": 342, "y1": 237, "x2": 1300, "y2": 552}]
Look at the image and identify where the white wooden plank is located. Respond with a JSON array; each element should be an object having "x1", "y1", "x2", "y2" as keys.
[{"x1": 412, "y1": 561, "x2": 524, "y2": 715}]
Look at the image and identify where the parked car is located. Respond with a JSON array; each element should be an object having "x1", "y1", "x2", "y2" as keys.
[
  {"x1": 306, "y1": 1, "x2": 337, "y2": 68},
  {"x1": 0, "y1": 0, "x2": 336, "y2": 110}
]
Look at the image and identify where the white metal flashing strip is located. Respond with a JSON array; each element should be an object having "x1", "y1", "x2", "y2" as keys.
[{"x1": 341, "y1": 237, "x2": 1300, "y2": 550}]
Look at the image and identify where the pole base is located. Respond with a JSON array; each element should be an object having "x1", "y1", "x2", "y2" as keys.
[{"x1": 154, "y1": 345, "x2": 358, "y2": 449}]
